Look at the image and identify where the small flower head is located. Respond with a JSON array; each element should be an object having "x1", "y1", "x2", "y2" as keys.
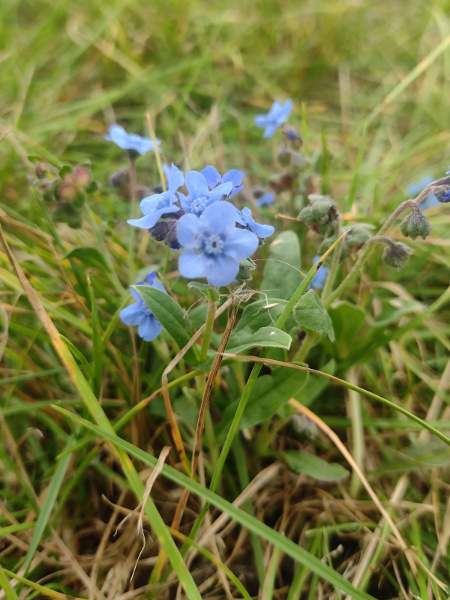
[
  {"x1": 119, "y1": 272, "x2": 166, "y2": 341},
  {"x1": 105, "y1": 124, "x2": 161, "y2": 156},
  {"x1": 254, "y1": 191, "x2": 275, "y2": 208},
  {"x1": 254, "y1": 99, "x2": 293, "y2": 138},
  {"x1": 201, "y1": 166, "x2": 245, "y2": 199},
  {"x1": 400, "y1": 209, "x2": 431, "y2": 240},
  {"x1": 381, "y1": 241, "x2": 413, "y2": 269},
  {"x1": 177, "y1": 202, "x2": 259, "y2": 287},
  {"x1": 179, "y1": 170, "x2": 233, "y2": 216},
  {"x1": 237, "y1": 207, "x2": 275, "y2": 239},
  {"x1": 309, "y1": 255, "x2": 329, "y2": 291},
  {"x1": 127, "y1": 164, "x2": 184, "y2": 230}
]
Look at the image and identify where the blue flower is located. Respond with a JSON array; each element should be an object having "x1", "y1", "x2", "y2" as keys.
[
  {"x1": 309, "y1": 255, "x2": 329, "y2": 291},
  {"x1": 179, "y1": 170, "x2": 233, "y2": 216},
  {"x1": 201, "y1": 166, "x2": 245, "y2": 199},
  {"x1": 406, "y1": 175, "x2": 439, "y2": 211},
  {"x1": 127, "y1": 164, "x2": 184, "y2": 229},
  {"x1": 254, "y1": 99, "x2": 293, "y2": 138},
  {"x1": 176, "y1": 202, "x2": 259, "y2": 287},
  {"x1": 237, "y1": 207, "x2": 275, "y2": 239},
  {"x1": 105, "y1": 125, "x2": 161, "y2": 156},
  {"x1": 119, "y1": 272, "x2": 166, "y2": 341},
  {"x1": 256, "y1": 192, "x2": 275, "y2": 208}
]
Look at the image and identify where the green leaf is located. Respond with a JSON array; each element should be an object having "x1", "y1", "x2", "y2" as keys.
[
  {"x1": 261, "y1": 231, "x2": 302, "y2": 300},
  {"x1": 282, "y1": 450, "x2": 349, "y2": 482},
  {"x1": 231, "y1": 298, "x2": 288, "y2": 341},
  {"x1": 324, "y1": 301, "x2": 367, "y2": 360},
  {"x1": 227, "y1": 326, "x2": 292, "y2": 354},
  {"x1": 293, "y1": 289, "x2": 335, "y2": 341},
  {"x1": 64, "y1": 246, "x2": 110, "y2": 271},
  {"x1": 370, "y1": 298, "x2": 425, "y2": 328},
  {"x1": 188, "y1": 281, "x2": 220, "y2": 301},
  {"x1": 222, "y1": 366, "x2": 308, "y2": 429},
  {"x1": 135, "y1": 285, "x2": 198, "y2": 364}
]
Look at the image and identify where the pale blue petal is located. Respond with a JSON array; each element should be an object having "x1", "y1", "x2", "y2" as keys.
[
  {"x1": 177, "y1": 214, "x2": 202, "y2": 247},
  {"x1": 179, "y1": 249, "x2": 207, "y2": 279},
  {"x1": 119, "y1": 303, "x2": 143, "y2": 326},
  {"x1": 127, "y1": 211, "x2": 164, "y2": 229},
  {"x1": 225, "y1": 228, "x2": 259, "y2": 260},
  {"x1": 206, "y1": 255, "x2": 239, "y2": 286},
  {"x1": 222, "y1": 169, "x2": 244, "y2": 187},
  {"x1": 207, "y1": 181, "x2": 233, "y2": 203},
  {"x1": 105, "y1": 125, "x2": 128, "y2": 147},
  {"x1": 140, "y1": 193, "x2": 166, "y2": 214},
  {"x1": 200, "y1": 202, "x2": 237, "y2": 236},
  {"x1": 254, "y1": 115, "x2": 270, "y2": 127},
  {"x1": 241, "y1": 207, "x2": 274, "y2": 238},
  {"x1": 201, "y1": 166, "x2": 221, "y2": 189},
  {"x1": 263, "y1": 124, "x2": 277, "y2": 139},
  {"x1": 138, "y1": 316, "x2": 163, "y2": 341},
  {"x1": 168, "y1": 163, "x2": 184, "y2": 192},
  {"x1": 185, "y1": 171, "x2": 209, "y2": 198},
  {"x1": 256, "y1": 192, "x2": 275, "y2": 207}
]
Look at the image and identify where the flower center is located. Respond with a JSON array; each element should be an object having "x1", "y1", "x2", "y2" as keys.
[
  {"x1": 191, "y1": 197, "x2": 207, "y2": 215},
  {"x1": 202, "y1": 233, "x2": 224, "y2": 255}
]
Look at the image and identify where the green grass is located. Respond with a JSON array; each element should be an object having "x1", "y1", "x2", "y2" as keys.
[{"x1": 1, "y1": 1, "x2": 450, "y2": 599}]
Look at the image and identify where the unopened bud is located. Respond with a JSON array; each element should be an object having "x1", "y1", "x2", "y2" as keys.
[
  {"x1": 399, "y1": 210, "x2": 431, "y2": 240},
  {"x1": 381, "y1": 240, "x2": 413, "y2": 269},
  {"x1": 73, "y1": 167, "x2": 91, "y2": 188},
  {"x1": 57, "y1": 182, "x2": 77, "y2": 201}
]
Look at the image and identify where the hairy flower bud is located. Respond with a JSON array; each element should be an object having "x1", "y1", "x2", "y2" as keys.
[
  {"x1": 381, "y1": 241, "x2": 413, "y2": 269},
  {"x1": 399, "y1": 210, "x2": 431, "y2": 240}
]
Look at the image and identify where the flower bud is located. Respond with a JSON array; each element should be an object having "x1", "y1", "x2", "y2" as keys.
[
  {"x1": 73, "y1": 166, "x2": 91, "y2": 188},
  {"x1": 277, "y1": 142, "x2": 292, "y2": 166},
  {"x1": 57, "y1": 182, "x2": 77, "y2": 201},
  {"x1": 382, "y1": 241, "x2": 413, "y2": 268},
  {"x1": 399, "y1": 210, "x2": 431, "y2": 240}
]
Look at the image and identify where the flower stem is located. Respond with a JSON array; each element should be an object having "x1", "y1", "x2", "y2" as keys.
[
  {"x1": 324, "y1": 200, "x2": 412, "y2": 308},
  {"x1": 199, "y1": 296, "x2": 217, "y2": 364},
  {"x1": 128, "y1": 154, "x2": 137, "y2": 284}
]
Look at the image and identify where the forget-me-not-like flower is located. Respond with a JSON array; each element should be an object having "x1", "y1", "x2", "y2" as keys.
[
  {"x1": 254, "y1": 99, "x2": 293, "y2": 138},
  {"x1": 179, "y1": 170, "x2": 233, "y2": 216},
  {"x1": 201, "y1": 166, "x2": 245, "y2": 199},
  {"x1": 105, "y1": 125, "x2": 161, "y2": 155},
  {"x1": 256, "y1": 192, "x2": 275, "y2": 208},
  {"x1": 237, "y1": 207, "x2": 275, "y2": 238},
  {"x1": 119, "y1": 272, "x2": 166, "y2": 341},
  {"x1": 177, "y1": 202, "x2": 259, "y2": 286},
  {"x1": 127, "y1": 164, "x2": 184, "y2": 230},
  {"x1": 309, "y1": 255, "x2": 329, "y2": 291}
]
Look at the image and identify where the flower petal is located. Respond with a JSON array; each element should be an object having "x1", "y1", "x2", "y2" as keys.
[
  {"x1": 177, "y1": 214, "x2": 202, "y2": 247},
  {"x1": 138, "y1": 315, "x2": 163, "y2": 341},
  {"x1": 199, "y1": 202, "x2": 238, "y2": 236},
  {"x1": 201, "y1": 166, "x2": 221, "y2": 189},
  {"x1": 179, "y1": 249, "x2": 207, "y2": 279},
  {"x1": 127, "y1": 212, "x2": 164, "y2": 229},
  {"x1": 185, "y1": 171, "x2": 209, "y2": 198},
  {"x1": 205, "y1": 254, "x2": 239, "y2": 286},
  {"x1": 119, "y1": 303, "x2": 143, "y2": 326},
  {"x1": 168, "y1": 163, "x2": 184, "y2": 192},
  {"x1": 225, "y1": 228, "x2": 259, "y2": 260}
]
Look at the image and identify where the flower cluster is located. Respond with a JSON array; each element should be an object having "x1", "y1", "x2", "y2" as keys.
[{"x1": 127, "y1": 164, "x2": 274, "y2": 287}]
